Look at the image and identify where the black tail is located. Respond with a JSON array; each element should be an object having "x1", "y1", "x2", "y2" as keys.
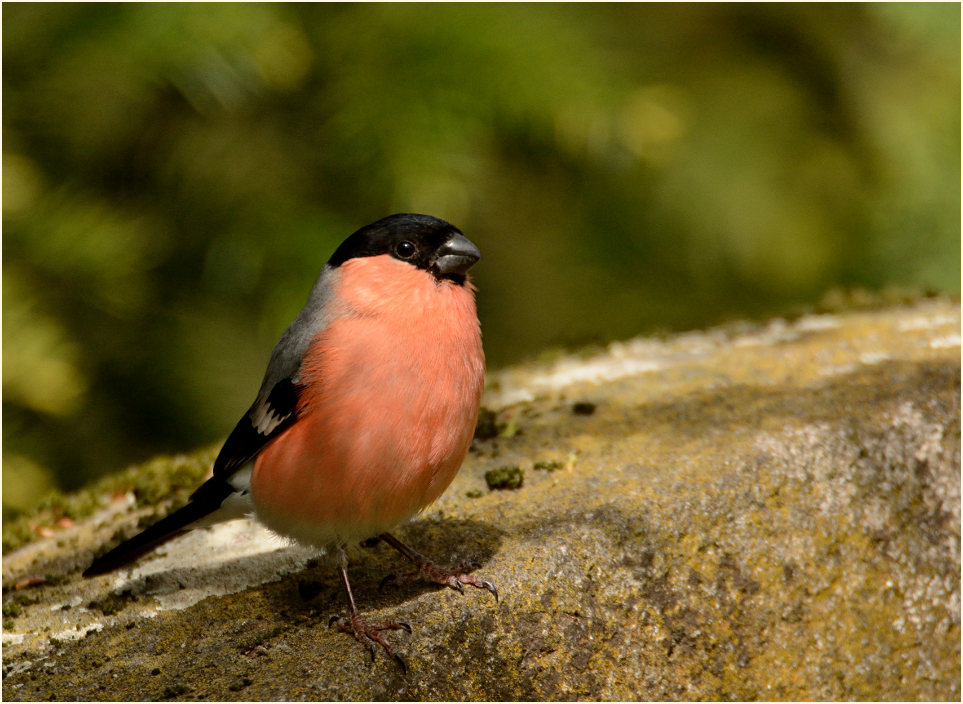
[{"x1": 83, "y1": 480, "x2": 234, "y2": 577}]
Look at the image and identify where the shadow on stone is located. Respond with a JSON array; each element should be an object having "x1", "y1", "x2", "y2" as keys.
[{"x1": 265, "y1": 517, "x2": 506, "y2": 617}]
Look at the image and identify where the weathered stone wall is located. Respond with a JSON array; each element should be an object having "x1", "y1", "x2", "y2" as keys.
[{"x1": 3, "y1": 299, "x2": 959, "y2": 700}]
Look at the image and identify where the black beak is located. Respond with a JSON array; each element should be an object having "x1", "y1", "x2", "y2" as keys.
[{"x1": 432, "y1": 233, "x2": 481, "y2": 277}]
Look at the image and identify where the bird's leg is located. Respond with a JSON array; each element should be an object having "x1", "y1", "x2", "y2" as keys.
[
  {"x1": 378, "y1": 532, "x2": 498, "y2": 601},
  {"x1": 328, "y1": 559, "x2": 411, "y2": 672}
]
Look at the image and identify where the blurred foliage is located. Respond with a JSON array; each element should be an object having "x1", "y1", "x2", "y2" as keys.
[{"x1": 2, "y1": 3, "x2": 959, "y2": 517}]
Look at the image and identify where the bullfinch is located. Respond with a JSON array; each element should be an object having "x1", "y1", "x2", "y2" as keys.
[{"x1": 84, "y1": 213, "x2": 495, "y2": 668}]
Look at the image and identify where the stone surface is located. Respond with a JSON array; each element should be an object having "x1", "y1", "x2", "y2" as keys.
[{"x1": 2, "y1": 298, "x2": 960, "y2": 700}]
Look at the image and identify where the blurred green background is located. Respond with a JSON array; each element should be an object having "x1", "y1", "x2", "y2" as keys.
[{"x1": 3, "y1": 3, "x2": 960, "y2": 518}]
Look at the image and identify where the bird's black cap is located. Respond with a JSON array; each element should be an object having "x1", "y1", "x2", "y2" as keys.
[{"x1": 328, "y1": 213, "x2": 480, "y2": 282}]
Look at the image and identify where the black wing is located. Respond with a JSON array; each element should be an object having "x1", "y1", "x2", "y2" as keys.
[{"x1": 210, "y1": 377, "x2": 302, "y2": 480}]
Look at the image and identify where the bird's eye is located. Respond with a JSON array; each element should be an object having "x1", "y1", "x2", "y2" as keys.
[{"x1": 395, "y1": 241, "x2": 416, "y2": 259}]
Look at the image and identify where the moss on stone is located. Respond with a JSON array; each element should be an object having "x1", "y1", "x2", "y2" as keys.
[
  {"x1": 485, "y1": 465, "x2": 525, "y2": 490},
  {"x1": 2, "y1": 449, "x2": 216, "y2": 555}
]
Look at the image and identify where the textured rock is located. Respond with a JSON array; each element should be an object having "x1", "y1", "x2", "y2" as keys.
[{"x1": 2, "y1": 299, "x2": 960, "y2": 700}]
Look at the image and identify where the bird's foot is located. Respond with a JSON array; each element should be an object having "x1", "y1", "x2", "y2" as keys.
[
  {"x1": 328, "y1": 612, "x2": 411, "y2": 672},
  {"x1": 376, "y1": 532, "x2": 499, "y2": 601},
  {"x1": 383, "y1": 557, "x2": 498, "y2": 601}
]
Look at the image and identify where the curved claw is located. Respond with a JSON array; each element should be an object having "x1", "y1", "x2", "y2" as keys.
[
  {"x1": 328, "y1": 615, "x2": 342, "y2": 628},
  {"x1": 393, "y1": 653, "x2": 408, "y2": 674},
  {"x1": 378, "y1": 573, "x2": 398, "y2": 592},
  {"x1": 450, "y1": 578, "x2": 465, "y2": 594},
  {"x1": 480, "y1": 580, "x2": 499, "y2": 602},
  {"x1": 396, "y1": 621, "x2": 412, "y2": 634}
]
